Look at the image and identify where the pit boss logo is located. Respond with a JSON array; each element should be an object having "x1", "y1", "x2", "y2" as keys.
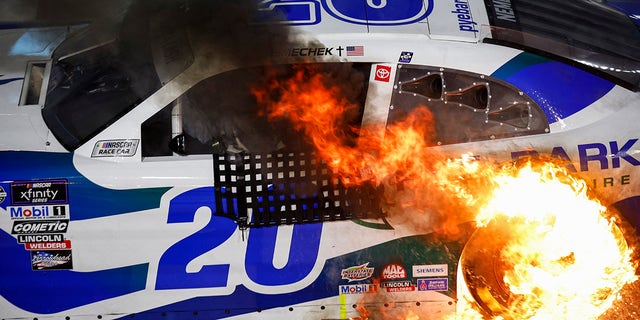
[
  {"x1": 11, "y1": 180, "x2": 68, "y2": 205},
  {"x1": 91, "y1": 139, "x2": 139, "y2": 157},
  {"x1": 381, "y1": 263, "x2": 407, "y2": 280},
  {"x1": 341, "y1": 263, "x2": 375, "y2": 282}
]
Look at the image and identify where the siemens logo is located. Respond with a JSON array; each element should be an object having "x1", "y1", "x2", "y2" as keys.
[{"x1": 413, "y1": 264, "x2": 448, "y2": 277}]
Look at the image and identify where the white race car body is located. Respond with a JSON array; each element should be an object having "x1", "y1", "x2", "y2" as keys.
[{"x1": 1, "y1": 0, "x2": 640, "y2": 319}]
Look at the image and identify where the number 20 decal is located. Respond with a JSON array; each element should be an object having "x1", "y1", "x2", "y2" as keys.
[
  {"x1": 156, "y1": 187, "x2": 323, "y2": 290},
  {"x1": 257, "y1": 0, "x2": 434, "y2": 26}
]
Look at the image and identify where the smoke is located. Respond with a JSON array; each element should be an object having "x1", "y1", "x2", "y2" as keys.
[{"x1": 123, "y1": 0, "x2": 323, "y2": 154}]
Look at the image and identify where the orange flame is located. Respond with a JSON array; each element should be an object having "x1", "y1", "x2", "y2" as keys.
[
  {"x1": 455, "y1": 161, "x2": 637, "y2": 319},
  {"x1": 253, "y1": 64, "x2": 471, "y2": 235},
  {"x1": 252, "y1": 64, "x2": 637, "y2": 319}
]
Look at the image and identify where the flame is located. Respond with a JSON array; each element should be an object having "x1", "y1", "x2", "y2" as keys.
[
  {"x1": 251, "y1": 64, "x2": 637, "y2": 319},
  {"x1": 455, "y1": 161, "x2": 638, "y2": 319}
]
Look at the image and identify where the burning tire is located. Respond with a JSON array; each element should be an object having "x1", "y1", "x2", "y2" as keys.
[{"x1": 459, "y1": 215, "x2": 634, "y2": 319}]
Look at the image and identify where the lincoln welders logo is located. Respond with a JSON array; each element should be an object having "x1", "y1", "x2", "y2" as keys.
[
  {"x1": 31, "y1": 250, "x2": 73, "y2": 270},
  {"x1": 11, "y1": 180, "x2": 68, "y2": 205},
  {"x1": 341, "y1": 262, "x2": 375, "y2": 282}
]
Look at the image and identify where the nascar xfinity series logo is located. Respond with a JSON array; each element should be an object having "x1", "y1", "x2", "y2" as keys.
[{"x1": 10, "y1": 180, "x2": 68, "y2": 205}]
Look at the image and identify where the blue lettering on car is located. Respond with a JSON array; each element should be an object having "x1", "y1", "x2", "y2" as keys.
[
  {"x1": 257, "y1": 0, "x2": 434, "y2": 26},
  {"x1": 156, "y1": 187, "x2": 323, "y2": 290}
]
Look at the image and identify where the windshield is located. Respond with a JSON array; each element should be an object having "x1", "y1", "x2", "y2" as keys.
[
  {"x1": 483, "y1": 0, "x2": 640, "y2": 90},
  {"x1": 42, "y1": 1, "x2": 195, "y2": 150}
]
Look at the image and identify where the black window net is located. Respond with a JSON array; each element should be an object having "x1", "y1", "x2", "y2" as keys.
[{"x1": 213, "y1": 152, "x2": 384, "y2": 228}]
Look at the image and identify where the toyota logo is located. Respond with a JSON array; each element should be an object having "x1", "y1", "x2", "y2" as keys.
[{"x1": 375, "y1": 65, "x2": 391, "y2": 82}]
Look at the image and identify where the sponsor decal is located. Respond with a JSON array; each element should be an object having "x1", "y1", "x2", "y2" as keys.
[
  {"x1": 413, "y1": 264, "x2": 448, "y2": 277},
  {"x1": 11, "y1": 180, "x2": 68, "y2": 205},
  {"x1": 91, "y1": 139, "x2": 139, "y2": 157},
  {"x1": 417, "y1": 278, "x2": 449, "y2": 291},
  {"x1": 338, "y1": 284, "x2": 377, "y2": 295},
  {"x1": 381, "y1": 263, "x2": 407, "y2": 280},
  {"x1": 25, "y1": 240, "x2": 72, "y2": 250},
  {"x1": 374, "y1": 65, "x2": 392, "y2": 82},
  {"x1": 511, "y1": 139, "x2": 640, "y2": 189},
  {"x1": 257, "y1": 0, "x2": 433, "y2": 26},
  {"x1": 31, "y1": 250, "x2": 73, "y2": 270},
  {"x1": 11, "y1": 220, "x2": 69, "y2": 234},
  {"x1": 8, "y1": 205, "x2": 68, "y2": 220},
  {"x1": 346, "y1": 45, "x2": 364, "y2": 56},
  {"x1": 399, "y1": 51, "x2": 413, "y2": 63},
  {"x1": 512, "y1": 139, "x2": 640, "y2": 173},
  {"x1": 451, "y1": 0, "x2": 478, "y2": 33},
  {"x1": 17, "y1": 233, "x2": 65, "y2": 243},
  {"x1": 341, "y1": 262, "x2": 375, "y2": 282},
  {"x1": 0, "y1": 185, "x2": 6, "y2": 204},
  {"x1": 381, "y1": 280, "x2": 415, "y2": 292}
]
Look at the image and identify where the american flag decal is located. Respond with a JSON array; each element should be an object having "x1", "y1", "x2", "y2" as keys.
[{"x1": 346, "y1": 46, "x2": 364, "y2": 56}]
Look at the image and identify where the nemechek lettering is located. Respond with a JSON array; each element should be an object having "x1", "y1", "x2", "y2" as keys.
[{"x1": 492, "y1": 0, "x2": 516, "y2": 22}]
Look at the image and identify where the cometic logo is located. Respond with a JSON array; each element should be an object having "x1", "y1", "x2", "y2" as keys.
[
  {"x1": 11, "y1": 220, "x2": 69, "y2": 234},
  {"x1": 381, "y1": 264, "x2": 406, "y2": 280}
]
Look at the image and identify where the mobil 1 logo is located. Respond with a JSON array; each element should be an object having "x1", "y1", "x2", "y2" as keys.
[
  {"x1": 8, "y1": 205, "x2": 68, "y2": 220},
  {"x1": 11, "y1": 179, "x2": 68, "y2": 205}
]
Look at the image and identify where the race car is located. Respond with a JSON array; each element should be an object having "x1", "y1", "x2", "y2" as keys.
[{"x1": 1, "y1": 0, "x2": 640, "y2": 319}]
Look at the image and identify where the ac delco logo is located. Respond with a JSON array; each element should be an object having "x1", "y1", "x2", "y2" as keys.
[
  {"x1": 10, "y1": 180, "x2": 68, "y2": 205},
  {"x1": 381, "y1": 263, "x2": 407, "y2": 280}
]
